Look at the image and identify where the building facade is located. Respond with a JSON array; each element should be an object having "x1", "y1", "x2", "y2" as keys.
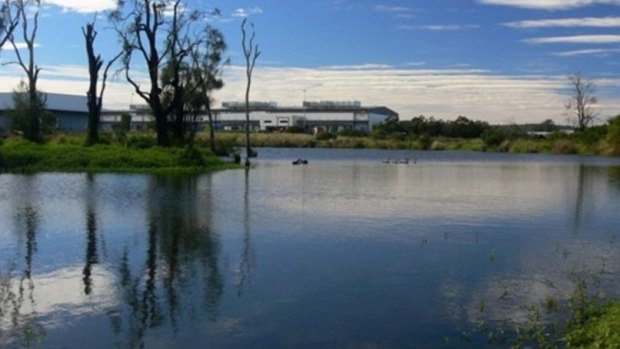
[
  {"x1": 0, "y1": 92, "x2": 89, "y2": 132},
  {"x1": 0, "y1": 93, "x2": 398, "y2": 134},
  {"x1": 213, "y1": 101, "x2": 399, "y2": 133}
]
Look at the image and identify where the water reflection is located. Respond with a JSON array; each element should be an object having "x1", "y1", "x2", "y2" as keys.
[
  {"x1": 237, "y1": 168, "x2": 254, "y2": 296},
  {"x1": 0, "y1": 176, "x2": 46, "y2": 348},
  {"x1": 1, "y1": 150, "x2": 620, "y2": 349},
  {"x1": 113, "y1": 175, "x2": 223, "y2": 348},
  {"x1": 82, "y1": 174, "x2": 99, "y2": 296}
]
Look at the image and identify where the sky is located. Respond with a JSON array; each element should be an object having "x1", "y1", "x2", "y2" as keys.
[{"x1": 1, "y1": 0, "x2": 620, "y2": 124}]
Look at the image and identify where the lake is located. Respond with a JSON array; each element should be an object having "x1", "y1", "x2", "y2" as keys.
[{"x1": 1, "y1": 148, "x2": 620, "y2": 348}]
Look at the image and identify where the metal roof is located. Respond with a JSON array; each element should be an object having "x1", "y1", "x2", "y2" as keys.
[{"x1": 0, "y1": 92, "x2": 88, "y2": 113}]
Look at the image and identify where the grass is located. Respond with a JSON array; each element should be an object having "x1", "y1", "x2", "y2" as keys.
[
  {"x1": 565, "y1": 301, "x2": 620, "y2": 348},
  {"x1": 0, "y1": 136, "x2": 235, "y2": 174}
]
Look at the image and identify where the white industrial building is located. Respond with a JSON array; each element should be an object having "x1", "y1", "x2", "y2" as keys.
[
  {"x1": 0, "y1": 93, "x2": 399, "y2": 134},
  {"x1": 212, "y1": 101, "x2": 398, "y2": 133}
]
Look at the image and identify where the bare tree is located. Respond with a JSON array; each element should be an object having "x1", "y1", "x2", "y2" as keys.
[
  {"x1": 110, "y1": 0, "x2": 204, "y2": 146},
  {"x1": 566, "y1": 72, "x2": 598, "y2": 132},
  {"x1": 241, "y1": 18, "x2": 260, "y2": 166},
  {"x1": 8, "y1": 0, "x2": 43, "y2": 142},
  {"x1": 0, "y1": 0, "x2": 20, "y2": 50},
  {"x1": 83, "y1": 20, "x2": 122, "y2": 146}
]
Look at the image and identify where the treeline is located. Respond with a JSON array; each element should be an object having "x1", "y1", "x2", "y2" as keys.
[
  {"x1": 0, "y1": 0, "x2": 235, "y2": 151},
  {"x1": 373, "y1": 115, "x2": 491, "y2": 139}
]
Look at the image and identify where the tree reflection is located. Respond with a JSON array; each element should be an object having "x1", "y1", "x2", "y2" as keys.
[
  {"x1": 82, "y1": 174, "x2": 99, "y2": 296},
  {"x1": 114, "y1": 174, "x2": 223, "y2": 349},
  {"x1": 0, "y1": 176, "x2": 45, "y2": 348},
  {"x1": 237, "y1": 168, "x2": 254, "y2": 296}
]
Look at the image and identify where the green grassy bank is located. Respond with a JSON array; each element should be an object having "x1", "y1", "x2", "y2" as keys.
[
  {"x1": 213, "y1": 131, "x2": 619, "y2": 156},
  {"x1": 565, "y1": 301, "x2": 620, "y2": 348},
  {"x1": 0, "y1": 136, "x2": 234, "y2": 174}
]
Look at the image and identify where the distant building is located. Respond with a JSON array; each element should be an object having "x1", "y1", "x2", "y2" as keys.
[
  {"x1": 0, "y1": 92, "x2": 90, "y2": 132},
  {"x1": 213, "y1": 101, "x2": 399, "y2": 133},
  {"x1": 0, "y1": 93, "x2": 399, "y2": 134}
]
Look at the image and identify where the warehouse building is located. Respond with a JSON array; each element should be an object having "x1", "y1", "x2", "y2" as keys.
[
  {"x1": 0, "y1": 92, "x2": 398, "y2": 134},
  {"x1": 0, "y1": 92, "x2": 90, "y2": 132},
  {"x1": 213, "y1": 101, "x2": 399, "y2": 133}
]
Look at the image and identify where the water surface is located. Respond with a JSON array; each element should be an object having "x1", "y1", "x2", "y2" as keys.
[{"x1": 1, "y1": 148, "x2": 619, "y2": 348}]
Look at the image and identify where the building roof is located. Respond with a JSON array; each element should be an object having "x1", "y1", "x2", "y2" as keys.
[
  {"x1": 214, "y1": 103, "x2": 399, "y2": 118},
  {"x1": 0, "y1": 92, "x2": 88, "y2": 113}
]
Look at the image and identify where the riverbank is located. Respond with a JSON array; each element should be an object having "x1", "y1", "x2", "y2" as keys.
[
  {"x1": 564, "y1": 301, "x2": 620, "y2": 348},
  {"x1": 212, "y1": 132, "x2": 619, "y2": 156},
  {"x1": 0, "y1": 136, "x2": 234, "y2": 173}
]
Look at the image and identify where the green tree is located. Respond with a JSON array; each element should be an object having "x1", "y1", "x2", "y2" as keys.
[
  {"x1": 9, "y1": 80, "x2": 45, "y2": 135},
  {"x1": 110, "y1": 0, "x2": 213, "y2": 147},
  {"x1": 200, "y1": 26, "x2": 228, "y2": 154}
]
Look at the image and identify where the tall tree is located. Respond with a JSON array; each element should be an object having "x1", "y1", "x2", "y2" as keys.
[
  {"x1": 83, "y1": 20, "x2": 122, "y2": 146},
  {"x1": 200, "y1": 26, "x2": 227, "y2": 154},
  {"x1": 566, "y1": 72, "x2": 598, "y2": 132},
  {"x1": 8, "y1": 0, "x2": 43, "y2": 142},
  {"x1": 241, "y1": 18, "x2": 260, "y2": 166},
  {"x1": 110, "y1": 0, "x2": 207, "y2": 147},
  {"x1": 0, "y1": 0, "x2": 20, "y2": 50}
]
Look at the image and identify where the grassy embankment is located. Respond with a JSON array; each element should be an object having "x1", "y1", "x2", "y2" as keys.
[
  {"x1": 0, "y1": 134, "x2": 235, "y2": 173},
  {"x1": 564, "y1": 301, "x2": 620, "y2": 348},
  {"x1": 213, "y1": 131, "x2": 620, "y2": 156}
]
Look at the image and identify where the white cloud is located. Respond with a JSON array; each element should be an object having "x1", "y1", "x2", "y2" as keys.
[
  {"x1": 8, "y1": 42, "x2": 41, "y2": 50},
  {"x1": 232, "y1": 7, "x2": 263, "y2": 18},
  {"x1": 505, "y1": 16, "x2": 620, "y2": 28},
  {"x1": 478, "y1": 0, "x2": 620, "y2": 10},
  {"x1": 2, "y1": 64, "x2": 620, "y2": 125},
  {"x1": 419, "y1": 24, "x2": 479, "y2": 31},
  {"x1": 525, "y1": 34, "x2": 620, "y2": 44},
  {"x1": 373, "y1": 5, "x2": 415, "y2": 13},
  {"x1": 553, "y1": 48, "x2": 620, "y2": 56},
  {"x1": 43, "y1": 0, "x2": 116, "y2": 13},
  {"x1": 212, "y1": 65, "x2": 620, "y2": 124}
]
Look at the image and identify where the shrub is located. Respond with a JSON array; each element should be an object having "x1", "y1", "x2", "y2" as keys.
[
  {"x1": 419, "y1": 134, "x2": 432, "y2": 150},
  {"x1": 554, "y1": 139, "x2": 578, "y2": 155},
  {"x1": 285, "y1": 126, "x2": 306, "y2": 134},
  {"x1": 605, "y1": 115, "x2": 620, "y2": 156},
  {"x1": 316, "y1": 132, "x2": 335, "y2": 141},
  {"x1": 481, "y1": 128, "x2": 505, "y2": 147},
  {"x1": 498, "y1": 140, "x2": 511, "y2": 152},
  {"x1": 339, "y1": 128, "x2": 368, "y2": 138},
  {"x1": 430, "y1": 140, "x2": 445, "y2": 151},
  {"x1": 127, "y1": 133, "x2": 156, "y2": 149}
]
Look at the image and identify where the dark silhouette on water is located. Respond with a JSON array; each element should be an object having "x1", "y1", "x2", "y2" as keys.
[{"x1": 292, "y1": 158, "x2": 308, "y2": 165}]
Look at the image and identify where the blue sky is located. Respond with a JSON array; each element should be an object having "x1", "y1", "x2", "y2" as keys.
[{"x1": 1, "y1": 0, "x2": 620, "y2": 124}]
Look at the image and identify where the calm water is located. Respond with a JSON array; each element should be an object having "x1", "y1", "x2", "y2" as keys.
[{"x1": 1, "y1": 148, "x2": 620, "y2": 349}]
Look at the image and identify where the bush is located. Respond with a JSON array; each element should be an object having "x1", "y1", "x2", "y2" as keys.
[
  {"x1": 430, "y1": 140, "x2": 445, "y2": 151},
  {"x1": 339, "y1": 128, "x2": 368, "y2": 138},
  {"x1": 481, "y1": 128, "x2": 505, "y2": 147},
  {"x1": 127, "y1": 133, "x2": 156, "y2": 149},
  {"x1": 316, "y1": 132, "x2": 335, "y2": 141},
  {"x1": 605, "y1": 115, "x2": 620, "y2": 156},
  {"x1": 554, "y1": 139, "x2": 578, "y2": 155},
  {"x1": 418, "y1": 134, "x2": 432, "y2": 150},
  {"x1": 285, "y1": 126, "x2": 306, "y2": 134}
]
